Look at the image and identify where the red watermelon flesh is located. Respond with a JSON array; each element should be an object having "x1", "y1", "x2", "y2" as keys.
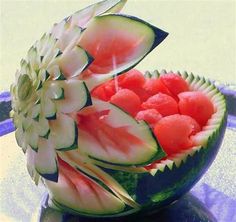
[
  {"x1": 141, "y1": 93, "x2": 179, "y2": 117},
  {"x1": 110, "y1": 89, "x2": 141, "y2": 116},
  {"x1": 92, "y1": 84, "x2": 110, "y2": 101},
  {"x1": 118, "y1": 69, "x2": 146, "y2": 89},
  {"x1": 90, "y1": 71, "x2": 215, "y2": 156},
  {"x1": 116, "y1": 69, "x2": 149, "y2": 102},
  {"x1": 160, "y1": 73, "x2": 189, "y2": 97},
  {"x1": 80, "y1": 33, "x2": 136, "y2": 74},
  {"x1": 92, "y1": 80, "x2": 119, "y2": 101},
  {"x1": 130, "y1": 87, "x2": 150, "y2": 102},
  {"x1": 135, "y1": 109, "x2": 162, "y2": 127},
  {"x1": 143, "y1": 78, "x2": 173, "y2": 97},
  {"x1": 154, "y1": 114, "x2": 201, "y2": 155},
  {"x1": 178, "y1": 91, "x2": 215, "y2": 126},
  {"x1": 103, "y1": 81, "x2": 118, "y2": 99},
  {"x1": 92, "y1": 69, "x2": 148, "y2": 102}
]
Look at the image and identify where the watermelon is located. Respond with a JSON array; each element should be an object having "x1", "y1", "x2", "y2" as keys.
[
  {"x1": 91, "y1": 69, "x2": 148, "y2": 102},
  {"x1": 160, "y1": 72, "x2": 189, "y2": 97},
  {"x1": 92, "y1": 80, "x2": 118, "y2": 101},
  {"x1": 110, "y1": 89, "x2": 141, "y2": 116},
  {"x1": 154, "y1": 114, "x2": 201, "y2": 155},
  {"x1": 178, "y1": 91, "x2": 215, "y2": 126},
  {"x1": 135, "y1": 109, "x2": 162, "y2": 128},
  {"x1": 144, "y1": 78, "x2": 173, "y2": 97},
  {"x1": 10, "y1": 0, "x2": 227, "y2": 218},
  {"x1": 142, "y1": 93, "x2": 179, "y2": 116},
  {"x1": 118, "y1": 69, "x2": 146, "y2": 89}
]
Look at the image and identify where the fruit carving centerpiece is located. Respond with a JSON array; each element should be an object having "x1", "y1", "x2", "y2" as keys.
[{"x1": 10, "y1": 0, "x2": 227, "y2": 217}]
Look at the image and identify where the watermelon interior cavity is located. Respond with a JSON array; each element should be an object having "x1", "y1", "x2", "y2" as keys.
[{"x1": 92, "y1": 70, "x2": 215, "y2": 156}]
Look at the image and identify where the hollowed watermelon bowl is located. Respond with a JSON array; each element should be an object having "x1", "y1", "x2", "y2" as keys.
[
  {"x1": 10, "y1": 0, "x2": 227, "y2": 218},
  {"x1": 44, "y1": 70, "x2": 227, "y2": 218}
]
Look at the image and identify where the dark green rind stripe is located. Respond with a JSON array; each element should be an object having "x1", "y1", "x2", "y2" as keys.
[
  {"x1": 39, "y1": 171, "x2": 59, "y2": 183},
  {"x1": 82, "y1": 50, "x2": 94, "y2": 73},
  {"x1": 41, "y1": 129, "x2": 50, "y2": 139},
  {"x1": 75, "y1": 166, "x2": 111, "y2": 191},
  {"x1": 36, "y1": 159, "x2": 59, "y2": 182},
  {"x1": 151, "y1": 70, "x2": 160, "y2": 79},
  {"x1": 36, "y1": 81, "x2": 43, "y2": 91},
  {"x1": 55, "y1": 71, "x2": 66, "y2": 81},
  {"x1": 56, "y1": 50, "x2": 63, "y2": 58},
  {"x1": 33, "y1": 114, "x2": 40, "y2": 122},
  {"x1": 144, "y1": 71, "x2": 152, "y2": 78},
  {"x1": 29, "y1": 144, "x2": 38, "y2": 153},
  {"x1": 23, "y1": 112, "x2": 28, "y2": 118},
  {"x1": 46, "y1": 113, "x2": 56, "y2": 120},
  {"x1": 35, "y1": 98, "x2": 41, "y2": 105},
  {"x1": 149, "y1": 124, "x2": 166, "y2": 161},
  {"x1": 53, "y1": 88, "x2": 65, "y2": 100},
  {"x1": 81, "y1": 82, "x2": 92, "y2": 108},
  {"x1": 100, "y1": 168, "x2": 142, "y2": 199},
  {"x1": 40, "y1": 56, "x2": 44, "y2": 62}
]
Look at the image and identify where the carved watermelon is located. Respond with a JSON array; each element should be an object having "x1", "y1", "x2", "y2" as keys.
[{"x1": 10, "y1": 0, "x2": 226, "y2": 218}]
